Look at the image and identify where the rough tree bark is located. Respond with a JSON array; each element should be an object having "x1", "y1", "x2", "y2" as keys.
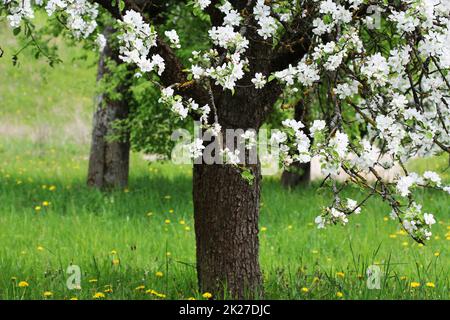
[
  {"x1": 87, "y1": 27, "x2": 131, "y2": 189},
  {"x1": 193, "y1": 77, "x2": 281, "y2": 298},
  {"x1": 281, "y1": 100, "x2": 311, "y2": 188}
]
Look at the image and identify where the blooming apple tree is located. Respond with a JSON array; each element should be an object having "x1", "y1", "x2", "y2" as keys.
[{"x1": 2, "y1": 0, "x2": 450, "y2": 246}]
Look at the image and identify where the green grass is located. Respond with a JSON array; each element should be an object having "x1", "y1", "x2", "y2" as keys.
[
  {"x1": 0, "y1": 138, "x2": 448, "y2": 300},
  {"x1": 0, "y1": 20, "x2": 449, "y2": 300}
]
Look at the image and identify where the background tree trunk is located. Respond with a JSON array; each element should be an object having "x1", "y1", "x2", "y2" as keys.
[
  {"x1": 281, "y1": 100, "x2": 311, "y2": 188},
  {"x1": 87, "y1": 27, "x2": 131, "y2": 189}
]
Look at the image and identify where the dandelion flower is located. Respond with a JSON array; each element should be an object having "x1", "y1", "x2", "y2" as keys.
[
  {"x1": 425, "y1": 282, "x2": 435, "y2": 288},
  {"x1": 104, "y1": 288, "x2": 113, "y2": 293},
  {"x1": 35, "y1": 206, "x2": 42, "y2": 212},
  {"x1": 43, "y1": 291, "x2": 53, "y2": 298},
  {"x1": 135, "y1": 285, "x2": 145, "y2": 291},
  {"x1": 410, "y1": 282, "x2": 421, "y2": 288},
  {"x1": 336, "y1": 272, "x2": 345, "y2": 278},
  {"x1": 112, "y1": 259, "x2": 120, "y2": 266},
  {"x1": 336, "y1": 292, "x2": 344, "y2": 298},
  {"x1": 301, "y1": 287, "x2": 309, "y2": 293},
  {"x1": 49, "y1": 185, "x2": 56, "y2": 191},
  {"x1": 434, "y1": 252, "x2": 440, "y2": 257},
  {"x1": 155, "y1": 271, "x2": 164, "y2": 277},
  {"x1": 110, "y1": 250, "x2": 117, "y2": 255},
  {"x1": 37, "y1": 246, "x2": 44, "y2": 251},
  {"x1": 70, "y1": 297, "x2": 78, "y2": 300},
  {"x1": 188, "y1": 297, "x2": 196, "y2": 300},
  {"x1": 93, "y1": 292, "x2": 105, "y2": 299},
  {"x1": 179, "y1": 220, "x2": 186, "y2": 225},
  {"x1": 164, "y1": 219, "x2": 171, "y2": 224},
  {"x1": 42, "y1": 201, "x2": 50, "y2": 207},
  {"x1": 202, "y1": 292, "x2": 212, "y2": 299},
  {"x1": 261, "y1": 227, "x2": 267, "y2": 232},
  {"x1": 18, "y1": 281, "x2": 29, "y2": 288}
]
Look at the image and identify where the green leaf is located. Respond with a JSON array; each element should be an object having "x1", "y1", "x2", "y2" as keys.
[
  {"x1": 119, "y1": 0, "x2": 125, "y2": 12},
  {"x1": 13, "y1": 27, "x2": 21, "y2": 36},
  {"x1": 241, "y1": 169, "x2": 254, "y2": 186}
]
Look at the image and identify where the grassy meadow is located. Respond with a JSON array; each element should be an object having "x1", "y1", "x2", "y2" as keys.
[{"x1": 0, "y1": 23, "x2": 449, "y2": 300}]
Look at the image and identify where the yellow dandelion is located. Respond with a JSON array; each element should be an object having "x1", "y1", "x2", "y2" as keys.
[
  {"x1": 389, "y1": 234, "x2": 397, "y2": 239},
  {"x1": 49, "y1": 185, "x2": 56, "y2": 191},
  {"x1": 402, "y1": 242, "x2": 409, "y2": 247},
  {"x1": 261, "y1": 227, "x2": 267, "y2": 232},
  {"x1": 434, "y1": 251, "x2": 440, "y2": 257},
  {"x1": 35, "y1": 206, "x2": 42, "y2": 212},
  {"x1": 112, "y1": 259, "x2": 120, "y2": 266},
  {"x1": 37, "y1": 246, "x2": 44, "y2": 251},
  {"x1": 336, "y1": 292, "x2": 344, "y2": 298},
  {"x1": 184, "y1": 226, "x2": 191, "y2": 231},
  {"x1": 410, "y1": 282, "x2": 421, "y2": 288},
  {"x1": 164, "y1": 219, "x2": 171, "y2": 224},
  {"x1": 188, "y1": 297, "x2": 196, "y2": 300},
  {"x1": 166, "y1": 252, "x2": 171, "y2": 257},
  {"x1": 18, "y1": 281, "x2": 29, "y2": 288},
  {"x1": 312, "y1": 277, "x2": 320, "y2": 283},
  {"x1": 104, "y1": 288, "x2": 113, "y2": 293},
  {"x1": 179, "y1": 220, "x2": 186, "y2": 225},
  {"x1": 287, "y1": 225, "x2": 293, "y2": 230},
  {"x1": 312, "y1": 250, "x2": 319, "y2": 254},
  {"x1": 301, "y1": 287, "x2": 309, "y2": 293},
  {"x1": 434, "y1": 236, "x2": 440, "y2": 240},
  {"x1": 383, "y1": 217, "x2": 388, "y2": 222},
  {"x1": 155, "y1": 271, "x2": 164, "y2": 277},
  {"x1": 93, "y1": 292, "x2": 105, "y2": 299},
  {"x1": 202, "y1": 292, "x2": 213, "y2": 299},
  {"x1": 110, "y1": 250, "x2": 117, "y2": 255},
  {"x1": 43, "y1": 291, "x2": 53, "y2": 298},
  {"x1": 135, "y1": 285, "x2": 145, "y2": 291},
  {"x1": 336, "y1": 272, "x2": 345, "y2": 278},
  {"x1": 147, "y1": 212, "x2": 153, "y2": 217},
  {"x1": 146, "y1": 289, "x2": 157, "y2": 295},
  {"x1": 425, "y1": 282, "x2": 435, "y2": 288},
  {"x1": 69, "y1": 297, "x2": 78, "y2": 300},
  {"x1": 169, "y1": 209, "x2": 174, "y2": 213},
  {"x1": 400, "y1": 276, "x2": 407, "y2": 281},
  {"x1": 42, "y1": 201, "x2": 50, "y2": 207}
]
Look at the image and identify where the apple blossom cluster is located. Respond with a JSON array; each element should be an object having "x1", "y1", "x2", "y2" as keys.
[
  {"x1": 2, "y1": 0, "x2": 34, "y2": 28},
  {"x1": 45, "y1": 0, "x2": 99, "y2": 39},
  {"x1": 117, "y1": 10, "x2": 164, "y2": 75},
  {"x1": 187, "y1": 2, "x2": 249, "y2": 91},
  {"x1": 2, "y1": 0, "x2": 99, "y2": 39},
  {"x1": 253, "y1": 0, "x2": 278, "y2": 39}
]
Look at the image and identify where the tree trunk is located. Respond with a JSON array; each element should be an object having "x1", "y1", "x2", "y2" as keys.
[
  {"x1": 191, "y1": 76, "x2": 280, "y2": 298},
  {"x1": 193, "y1": 162, "x2": 262, "y2": 299},
  {"x1": 281, "y1": 99, "x2": 311, "y2": 188},
  {"x1": 87, "y1": 27, "x2": 131, "y2": 189}
]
